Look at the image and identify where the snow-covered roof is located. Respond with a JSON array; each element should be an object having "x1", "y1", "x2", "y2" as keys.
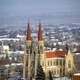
[
  {"x1": 8, "y1": 51, "x2": 24, "y2": 54},
  {"x1": 0, "y1": 38, "x2": 20, "y2": 41},
  {"x1": 16, "y1": 34, "x2": 25, "y2": 38},
  {"x1": 74, "y1": 73, "x2": 80, "y2": 76},
  {"x1": 74, "y1": 53, "x2": 80, "y2": 55},
  {"x1": 3, "y1": 45, "x2": 9, "y2": 51}
]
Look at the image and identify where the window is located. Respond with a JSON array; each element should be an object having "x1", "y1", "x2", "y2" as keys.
[
  {"x1": 51, "y1": 60, "x2": 52, "y2": 66},
  {"x1": 63, "y1": 60, "x2": 65, "y2": 66},
  {"x1": 60, "y1": 59, "x2": 62, "y2": 66},
  {"x1": 60, "y1": 68, "x2": 62, "y2": 76},
  {"x1": 53, "y1": 61, "x2": 55, "y2": 66},
  {"x1": 48, "y1": 60, "x2": 49, "y2": 66},
  {"x1": 68, "y1": 60, "x2": 71, "y2": 68},
  {"x1": 56, "y1": 59, "x2": 58, "y2": 65},
  {"x1": 42, "y1": 61, "x2": 44, "y2": 66}
]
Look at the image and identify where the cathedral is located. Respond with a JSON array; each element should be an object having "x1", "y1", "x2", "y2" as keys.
[{"x1": 23, "y1": 22, "x2": 75, "y2": 79}]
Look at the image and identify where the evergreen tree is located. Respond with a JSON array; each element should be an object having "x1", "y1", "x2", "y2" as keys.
[
  {"x1": 35, "y1": 64, "x2": 45, "y2": 80},
  {"x1": 48, "y1": 71, "x2": 53, "y2": 80}
]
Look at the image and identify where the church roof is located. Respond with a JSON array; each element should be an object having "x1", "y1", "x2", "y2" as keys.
[{"x1": 45, "y1": 50, "x2": 65, "y2": 58}]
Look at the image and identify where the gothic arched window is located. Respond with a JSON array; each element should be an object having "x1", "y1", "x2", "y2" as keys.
[{"x1": 68, "y1": 60, "x2": 71, "y2": 68}]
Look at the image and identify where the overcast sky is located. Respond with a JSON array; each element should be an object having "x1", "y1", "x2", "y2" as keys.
[{"x1": 0, "y1": 0, "x2": 80, "y2": 26}]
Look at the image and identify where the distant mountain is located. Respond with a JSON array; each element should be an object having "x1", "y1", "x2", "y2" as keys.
[{"x1": 1, "y1": 14, "x2": 80, "y2": 30}]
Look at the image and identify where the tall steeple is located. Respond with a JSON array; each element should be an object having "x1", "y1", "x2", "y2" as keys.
[
  {"x1": 23, "y1": 21, "x2": 33, "y2": 80},
  {"x1": 34, "y1": 22, "x2": 43, "y2": 79},
  {"x1": 26, "y1": 21, "x2": 32, "y2": 41},
  {"x1": 38, "y1": 22, "x2": 43, "y2": 41},
  {"x1": 37, "y1": 22, "x2": 44, "y2": 65},
  {"x1": 38, "y1": 22, "x2": 43, "y2": 54}
]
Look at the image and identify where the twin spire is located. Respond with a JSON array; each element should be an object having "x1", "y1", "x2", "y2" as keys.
[
  {"x1": 38, "y1": 22, "x2": 43, "y2": 41},
  {"x1": 26, "y1": 22, "x2": 32, "y2": 41},
  {"x1": 26, "y1": 22, "x2": 43, "y2": 41}
]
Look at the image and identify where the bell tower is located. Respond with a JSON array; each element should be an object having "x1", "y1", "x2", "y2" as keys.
[
  {"x1": 23, "y1": 21, "x2": 32, "y2": 80},
  {"x1": 37, "y1": 22, "x2": 44, "y2": 65}
]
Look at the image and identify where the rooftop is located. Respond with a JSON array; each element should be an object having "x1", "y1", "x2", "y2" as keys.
[{"x1": 45, "y1": 50, "x2": 65, "y2": 58}]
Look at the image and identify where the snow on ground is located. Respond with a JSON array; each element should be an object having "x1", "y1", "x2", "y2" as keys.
[
  {"x1": 53, "y1": 77, "x2": 71, "y2": 80},
  {"x1": 8, "y1": 77, "x2": 71, "y2": 80}
]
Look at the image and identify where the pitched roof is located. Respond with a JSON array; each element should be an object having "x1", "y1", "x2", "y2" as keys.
[{"x1": 45, "y1": 50, "x2": 65, "y2": 58}]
